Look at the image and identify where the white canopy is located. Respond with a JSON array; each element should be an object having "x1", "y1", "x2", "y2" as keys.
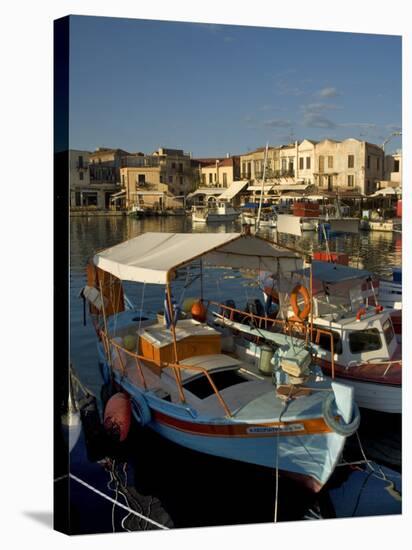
[
  {"x1": 218, "y1": 181, "x2": 249, "y2": 200},
  {"x1": 371, "y1": 187, "x2": 401, "y2": 197},
  {"x1": 94, "y1": 232, "x2": 302, "y2": 285}
]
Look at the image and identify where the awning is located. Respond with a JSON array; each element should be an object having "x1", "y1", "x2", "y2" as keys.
[
  {"x1": 131, "y1": 191, "x2": 164, "y2": 196},
  {"x1": 247, "y1": 184, "x2": 274, "y2": 192},
  {"x1": 186, "y1": 188, "x2": 223, "y2": 199},
  {"x1": 218, "y1": 181, "x2": 249, "y2": 200},
  {"x1": 371, "y1": 187, "x2": 402, "y2": 197},
  {"x1": 294, "y1": 261, "x2": 371, "y2": 284},
  {"x1": 110, "y1": 190, "x2": 126, "y2": 202},
  {"x1": 94, "y1": 232, "x2": 302, "y2": 285},
  {"x1": 274, "y1": 184, "x2": 310, "y2": 192}
]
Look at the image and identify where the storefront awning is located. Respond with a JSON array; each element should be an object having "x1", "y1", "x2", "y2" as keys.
[{"x1": 218, "y1": 181, "x2": 249, "y2": 200}]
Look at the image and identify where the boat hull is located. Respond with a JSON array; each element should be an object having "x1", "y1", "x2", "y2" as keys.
[
  {"x1": 108, "y1": 367, "x2": 347, "y2": 493},
  {"x1": 149, "y1": 411, "x2": 345, "y2": 492},
  {"x1": 192, "y1": 213, "x2": 239, "y2": 223}
]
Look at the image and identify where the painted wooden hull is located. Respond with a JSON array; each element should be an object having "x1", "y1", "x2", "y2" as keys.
[{"x1": 106, "y1": 361, "x2": 349, "y2": 493}]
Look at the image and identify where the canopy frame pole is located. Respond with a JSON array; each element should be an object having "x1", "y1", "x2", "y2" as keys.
[
  {"x1": 200, "y1": 259, "x2": 204, "y2": 303},
  {"x1": 166, "y1": 280, "x2": 186, "y2": 403},
  {"x1": 308, "y1": 256, "x2": 314, "y2": 343},
  {"x1": 99, "y1": 278, "x2": 111, "y2": 367}
]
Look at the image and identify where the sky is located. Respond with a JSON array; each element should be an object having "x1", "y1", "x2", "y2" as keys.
[{"x1": 69, "y1": 16, "x2": 402, "y2": 157}]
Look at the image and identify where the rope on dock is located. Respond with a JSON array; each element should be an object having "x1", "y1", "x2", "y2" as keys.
[{"x1": 69, "y1": 473, "x2": 169, "y2": 530}]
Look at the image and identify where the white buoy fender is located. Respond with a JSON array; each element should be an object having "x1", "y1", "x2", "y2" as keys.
[{"x1": 322, "y1": 392, "x2": 361, "y2": 436}]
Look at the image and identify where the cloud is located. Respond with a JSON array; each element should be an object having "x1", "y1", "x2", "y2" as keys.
[
  {"x1": 263, "y1": 118, "x2": 292, "y2": 128},
  {"x1": 275, "y1": 79, "x2": 306, "y2": 97},
  {"x1": 303, "y1": 113, "x2": 337, "y2": 129},
  {"x1": 302, "y1": 102, "x2": 341, "y2": 113},
  {"x1": 317, "y1": 87, "x2": 339, "y2": 98},
  {"x1": 339, "y1": 122, "x2": 376, "y2": 129}
]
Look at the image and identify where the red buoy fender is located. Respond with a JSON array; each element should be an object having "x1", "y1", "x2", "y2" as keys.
[
  {"x1": 191, "y1": 300, "x2": 207, "y2": 323},
  {"x1": 104, "y1": 392, "x2": 131, "y2": 442},
  {"x1": 290, "y1": 284, "x2": 311, "y2": 322}
]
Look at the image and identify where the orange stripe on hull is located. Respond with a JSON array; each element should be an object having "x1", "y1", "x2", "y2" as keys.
[{"x1": 153, "y1": 411, "x2": 332, "y2": 438}]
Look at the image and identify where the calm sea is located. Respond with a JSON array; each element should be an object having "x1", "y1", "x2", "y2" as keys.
[{"x1": 67, "y1": 215, "x2": 402, "y2": 533}]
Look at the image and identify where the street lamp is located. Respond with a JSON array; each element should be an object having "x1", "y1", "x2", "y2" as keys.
[{"x1": 381, "y1": 131, "x2": 402, "y2": 179}]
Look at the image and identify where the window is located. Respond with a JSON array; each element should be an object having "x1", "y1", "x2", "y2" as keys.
[
  {"x1": 281, "y1": 158, "x2": 287, "y2": 171},
  {"x1": 367, "y1": 155, "x2": 371, "y2": 169},
  {"x1": 318, "y1": 156, "x2": 324, "y2": 172},
  {"x1": 179, "y1": 176, "x2": 183, "y2": 185},
  {"x1": 79, "y1": 172, "x2": 84, "y2": 181},
  {"x1": 306, "y1": 157, "x2": 311, "y2": 169},
  {"x1": 383, "y1": 319, "x2": 395, "y2": 346},
  {"x1": 315, "y1": 329, "x2": 342, "y2": 355},
  {"x1": 349, "y1": 329, "x2": 382, "y2": 353},
  {"x1": 347, "y1": 175, "x2": 354, "y2": 187},
  {"x1": 201, "y1": 174, "x2": 206, "y2": 185},
  {"x1": 160, "y1": 174, "x2": 163, "y2": 183},
  {"x1": 209, "y1": 173, "x2": 213, "y2": 184},
  {"x1": 214, "y1": 173, "x2": 217, "y2": 182},
  {"x1": 121, "y1": 174, "x2": 125, "y2": 185},
  {"x1": 242, "y1": 162, "x2": 246, "y2": 176},
  {"x1": 223, "y1": 173, "x2": 227, "y2": 186},
  {"x1": 179, "y1": 163, "x2": 183, "y2": 171},
  {"x1": 348, "y1": 154, "x2": 354, "y2": 168},
  {"x1": 78, "y1": 155, "x2": 84, "y2": 168},
  {"x1": 299, "y1": 157, "x2": 304, "y2": 170},
  {"x1": 328, "y1": 156, "x2": 333, "y2": 169},
  {"x1": 394, "y1": 159, "x2": 400, "y2": 172},
  {"x1": 168, "y1": 175, "x2": 173, "y2": 184},
  {"x1": 137, "y1": 174, "x2": 145, "y2": 185},
  {"x1": 377, "y1": 157, "x2": 380, "y2": 170},
  {"x1": 171, "y1": 162, "x2": 176, "y2": 169}
]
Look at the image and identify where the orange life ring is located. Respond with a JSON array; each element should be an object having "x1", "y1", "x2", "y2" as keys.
[{"x1": 290, "y1": 284, "x2": 311, "y2": 322}]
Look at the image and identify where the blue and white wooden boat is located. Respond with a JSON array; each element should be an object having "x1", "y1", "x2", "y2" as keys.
[{"x1": 83, "y1": 232, "x2": 360, "y2": 492}]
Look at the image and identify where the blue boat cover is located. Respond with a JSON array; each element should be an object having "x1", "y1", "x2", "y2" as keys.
[{"x1": 294, "y1": 260, "x2": 371, "y2": 284}]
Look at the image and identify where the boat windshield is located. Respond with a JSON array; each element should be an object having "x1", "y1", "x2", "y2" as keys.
[
  {"x1": 349, "y1": 328, "x2": 382, "y2": 354},
  {"x1": 383, "y1": 318, "x2": 395, "y2": 345}
]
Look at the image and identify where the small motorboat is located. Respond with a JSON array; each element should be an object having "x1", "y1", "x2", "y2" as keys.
[
  {"x1": 82, "y1": 231, "x2": 360, "y2": 492},
  {"x1": 191, "y1": 201, "x2": 239, "y2": 223}
]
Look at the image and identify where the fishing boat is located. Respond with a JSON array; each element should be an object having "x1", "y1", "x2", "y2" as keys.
[
  {"x1": 260, "y1": 260, "x2": 401, "y2": 413},
  {"x1": 82, "y1": 231, "x2": 360, "y2": 492},
  {"x1": 128, "y1": 204, "x2": 146, "y2": 218},
  {"x1": 241, "y1": 207, "x2": 277, "y2": 228},
  {"x1": 191, "y1": 202, "x2": 239, "y2": 223}
]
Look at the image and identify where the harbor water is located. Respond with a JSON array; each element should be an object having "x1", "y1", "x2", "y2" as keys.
[{"x1": 66, "y1": 215, "x2": 402, "y2": 533}]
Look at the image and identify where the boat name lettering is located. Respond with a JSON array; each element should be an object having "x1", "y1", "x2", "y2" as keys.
[{"x1": 247, "y1": 423, "x2": 304, "y2": 434}]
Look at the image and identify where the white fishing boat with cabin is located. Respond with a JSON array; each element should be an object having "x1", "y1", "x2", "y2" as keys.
[{"x1": 82, "y1": 232, "x2": 360, "y2": 492}]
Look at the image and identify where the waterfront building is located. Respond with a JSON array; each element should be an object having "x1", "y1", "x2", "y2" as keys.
[
  {"x1": 312, "y1": 138, "x2": 383, "y2": 196},
  {"x1": 120, "y1": 147, "x2": 196, "y2": 208},
  {"x1": 382, "y1": 150, "x2": 402, "y2": 188},
  {"x1": 199, "y1": 156, "x2": 240, "y2": 188}
]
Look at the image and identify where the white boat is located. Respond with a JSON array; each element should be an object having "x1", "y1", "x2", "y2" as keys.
[
  {"x1": 191, "y1": 202, "x2": 239, "y2": 223},
  {"x1": 300, "y1": 217, "x2": 318, "y2": 231},
  {"x1": 260, "y1": 261, "x2": 401, "y2": 413},
  {"x1": 360, "y1": 218, "x2": 402, "y2": 233},
  {"x1": 241, "y1": 210, "x2": 277, "y2": 228},
  {"x1": 83, "y1": 232, "x2": 360, "y2": 492}
]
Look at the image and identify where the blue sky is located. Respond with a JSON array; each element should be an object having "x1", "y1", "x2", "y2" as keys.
[{"x1": 69, "y1": 16, "x2": 402, "y2": 156}]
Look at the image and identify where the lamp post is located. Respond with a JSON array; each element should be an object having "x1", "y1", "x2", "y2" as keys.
[{"x1": 381, "y1": 131, "x2": 402, "y2": 180}]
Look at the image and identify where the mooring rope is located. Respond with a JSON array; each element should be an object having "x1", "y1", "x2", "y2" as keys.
[{"x1": 69, "y1": 473, "x2": 169, "y2": 530}]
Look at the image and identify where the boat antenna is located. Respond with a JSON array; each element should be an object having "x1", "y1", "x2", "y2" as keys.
[{"x1": 256, "y1": 143, "x2": 269, "y2": 231}]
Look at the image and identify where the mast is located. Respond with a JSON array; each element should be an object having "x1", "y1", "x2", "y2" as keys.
[{"x1": 256, "y1": 142, "x2": 269, "y2": 231}]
